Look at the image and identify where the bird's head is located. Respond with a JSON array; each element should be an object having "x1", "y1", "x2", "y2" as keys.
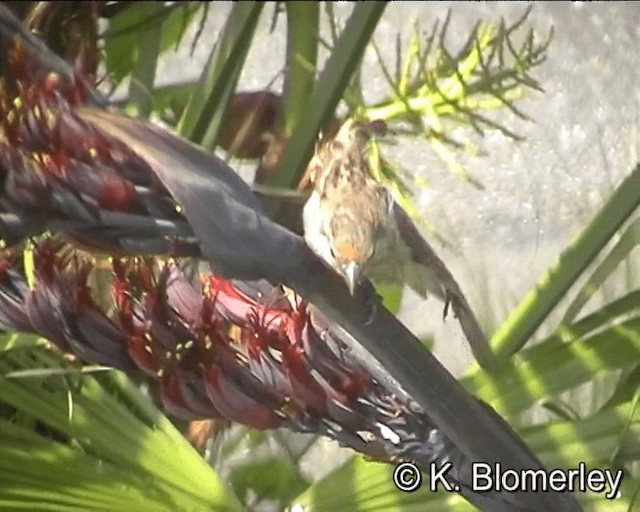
[{"x1": 329, "y1": 215, "x2": 375, "y2": 295}]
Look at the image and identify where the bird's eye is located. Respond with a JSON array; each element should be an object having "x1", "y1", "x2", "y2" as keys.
[{"x1": 353, "y1": 126, "x2": 370, "y2": 142}]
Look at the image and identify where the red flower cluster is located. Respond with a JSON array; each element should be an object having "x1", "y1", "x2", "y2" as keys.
[
  {"x1": 0, "y1": 41, "x2": 195, "y2": 254},
  {"x1": 0, "y1": 241, "x2": 442, "y2": 466}
]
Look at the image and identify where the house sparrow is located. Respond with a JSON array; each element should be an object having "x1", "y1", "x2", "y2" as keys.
[{"x1": 302, "y1": 120, "x2": 497, "y2": 371}]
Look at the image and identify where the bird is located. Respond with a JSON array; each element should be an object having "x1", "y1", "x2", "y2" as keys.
[{"x1": 302, "y1": 120, "x2": 498, "y2": 372}]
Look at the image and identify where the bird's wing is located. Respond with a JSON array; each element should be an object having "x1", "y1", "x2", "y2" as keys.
[{"x1": 392, "y1": 202, "x2": 498, "y2": 372}]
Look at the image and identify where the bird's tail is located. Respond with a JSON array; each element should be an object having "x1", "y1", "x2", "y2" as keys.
[
  {"x1": 444, "y1": 280, "x2": 498, "y2": 372},
  {"x1": 391, "y1": 202, "x2": 498, "y2": 371},
  {"x1": 416, "y1": 254, "x2": 498, "y2": 372}
]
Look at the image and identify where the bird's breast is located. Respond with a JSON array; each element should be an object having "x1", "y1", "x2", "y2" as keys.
[{"x1": 302, "y1": 191, "x2": 335, "y2": 266}]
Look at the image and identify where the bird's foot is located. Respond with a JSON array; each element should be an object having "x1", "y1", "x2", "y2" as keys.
[
  {"x1": 359, "y1": 279, "x2": 381, "y2": 326},
  {"x1": 442, "y1": 292, "x2": 452, "y2": 321}
]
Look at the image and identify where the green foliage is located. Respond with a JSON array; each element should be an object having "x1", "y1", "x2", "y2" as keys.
[
  {"x1": 0, "y1": 339, "x2": 239, "y2": 511},
  {"x1": 103, "y1": 2, "x2": 203, "y2": 119},
  {"x1": 177, "y1": 3, "x2": 264, "y2": 149},
  {"x1": 375, "y1": 283, "x2": 404, "y2": 315},
  {"x1": 291, "y1": 457, "x2": 470, "y2": 511},
  {"x1": 269, "y1": 2, "x2": 387, "y2": 190},
  {"x1": 490, "y1": 164, "x2": 640, "y2": 360},
  {"x1": 103, "y1": 3, "x2": 201, "y2": 87},
  {"x1": 367, "y1": 7, "x2": 552, "y2": 225},
  {"x1": 229, "y1": 457, "x2": 309, "y2": 508},
  {"x1": 282, "y1": 3, "x2": 319, "y2": 136}
]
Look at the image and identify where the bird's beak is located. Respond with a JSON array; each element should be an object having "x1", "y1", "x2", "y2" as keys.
[{"x1": 340, "y1": 261, "x2": 361, "y2": 295}]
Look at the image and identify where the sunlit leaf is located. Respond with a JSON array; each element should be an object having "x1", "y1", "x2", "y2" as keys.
[
  {"x1": 563, "y1": 218, "x2": 640, "y2": 324},
  {"x1": 229, "y1": 457, "x2": 309, "y2": 505},
  {"x1": 488, "y1": 164, "x2": 640, "y2": 362},
  {"x1": 0, "y1": 348, "x2": 241, "y2": 511},
  {"x1": 103, "y1": 3, "x2": 201, "y2": 86},
  {"x1": 177, "y1": 3, "x2": 264, "y2": 149},
  {"x1": 270, "y1": 3, "x2": 387, "y2": 190},
  {"x1": 283, "y1": 3, "x2": 319, "y2": 135}
]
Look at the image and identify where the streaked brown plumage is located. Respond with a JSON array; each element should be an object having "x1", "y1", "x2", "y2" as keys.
[{"x1": 302, "y1": 120, "x2": 497, "y2": 371}]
